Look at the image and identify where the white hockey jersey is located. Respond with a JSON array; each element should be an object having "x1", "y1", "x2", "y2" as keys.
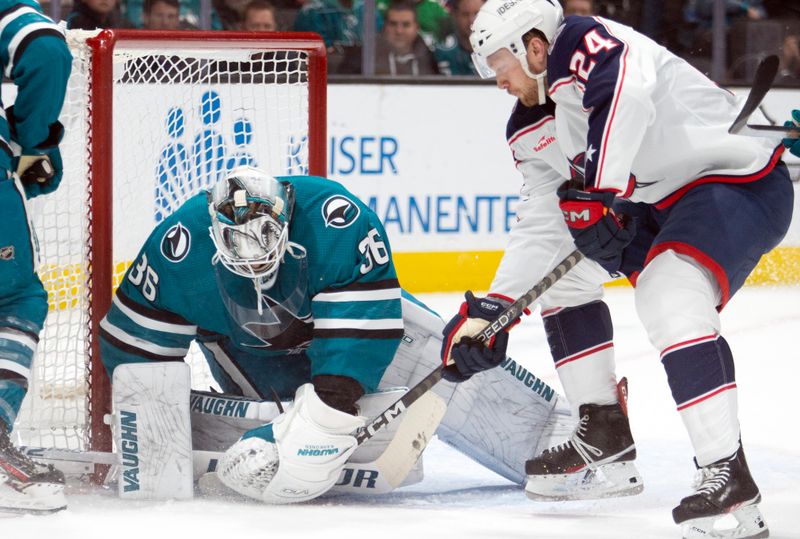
[
  {"x1": 489, "y1": 98, "x2": 610, "y2": 308},
  {"x1": 488, "y1": 15, "x2": 785, "y2": 307},
  {"x1": 547, "y1": 16, "x2": 783, "y2": 206}
]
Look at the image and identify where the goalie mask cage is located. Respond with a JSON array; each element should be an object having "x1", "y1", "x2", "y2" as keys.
[{"x1": 14, "y1": 30, "x2": 327, "y2": 467}]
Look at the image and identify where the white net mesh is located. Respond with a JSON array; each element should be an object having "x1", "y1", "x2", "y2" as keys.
[{"x1": 14, "y1": 31, "x2": 316, "y2": 451}]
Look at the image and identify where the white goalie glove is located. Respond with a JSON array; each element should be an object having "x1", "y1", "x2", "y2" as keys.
[{"x1": 217, "y1": 383, "x2": 365, "y2": 504}]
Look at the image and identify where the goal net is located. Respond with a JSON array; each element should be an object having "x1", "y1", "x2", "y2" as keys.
[{"x1": 13, "y1": 29, "x2": 326, "y2": 457}]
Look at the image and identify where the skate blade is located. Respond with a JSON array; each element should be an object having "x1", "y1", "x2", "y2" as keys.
[
  {"x1": 0, "y1": 481, "x2": 67, "y2": 515},
  {"x1": 680, "y1": 504, "x2": 769, "y2": 539},
  {"x1": 525, "y1": 461, "x2": 644, "y2": 502}
]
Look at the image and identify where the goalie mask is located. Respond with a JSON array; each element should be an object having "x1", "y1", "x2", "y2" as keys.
[
  {"x1": 208, "y1": 166, "x2": 295, "y2": 287},
  {"x1": 209, "y1": 167, "x2": 309, "y2": 326}
]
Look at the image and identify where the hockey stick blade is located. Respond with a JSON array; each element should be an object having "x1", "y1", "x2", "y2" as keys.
[
  {"x1": 744, "y1": 123, "x2": 800, "y2": 138},
  {"x1": 728, "y1": 55, "x2": 779, "y2": 135}
]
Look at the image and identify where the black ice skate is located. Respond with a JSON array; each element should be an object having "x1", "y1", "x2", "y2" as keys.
[
  {"x1": 0, "y1": 423, "x2": 67, "y2": 514},
  {"x1": 673, "y1": 445, "x2": 768, "y2": 539},
  {"x1": 524, "y1": 402, "x2": 643, "y2": 501}
]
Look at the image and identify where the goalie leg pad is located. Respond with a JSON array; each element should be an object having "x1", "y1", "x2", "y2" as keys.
[{"x1": 112, "y1": 362, "x2": 193, "y2": 500}]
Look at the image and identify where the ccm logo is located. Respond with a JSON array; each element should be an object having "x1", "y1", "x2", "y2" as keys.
[{"x1": 562, "y1": 209, "x2": 591, "y2": 223}]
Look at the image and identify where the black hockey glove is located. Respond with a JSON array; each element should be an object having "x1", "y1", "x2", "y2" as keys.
[
  {"x1": 7, "y1": 107, "x2": 65, "y2": 198},
  {"x1": 15, "y1": 149, "x2": 62, "y2": 198},
  {"x1": 557, "y1": 181, "x2": 636, "y2": 274},
  {"x1": 441, "y1": 291, "x2": 513, "y2": 383}
]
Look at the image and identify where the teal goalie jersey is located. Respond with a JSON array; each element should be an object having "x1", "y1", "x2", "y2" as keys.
[{"x1": 99, "y1": 176, "x2": 403, "y2": 399}]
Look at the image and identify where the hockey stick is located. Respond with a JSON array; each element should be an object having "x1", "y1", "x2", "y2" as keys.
[
  {"x1": 355, "y1": 248, "x2": 585, "y2": 445},
  {"x1": 740, "y1": 123, "x2": 800, "y2": 139},
  {"x1": 31, "y1": 251, "x2": 585, "y2": 494},
  {"x1": 728, "y1": 55, "x2": 779, "y2": 135}
]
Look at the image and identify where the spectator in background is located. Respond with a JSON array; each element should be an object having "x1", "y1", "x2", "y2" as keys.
[
  {"x1": 563, "y1": 0, "x2": 594, "y2": 16},
  {"x1": 338, "y1": 0, "x2": 439, "y2": 75},
  {"x1": 241, "y1": 0, "x2": 278, "y2": 30},
  {"x1": 434, "y1": 0, "x2": 484, "y2": 76},
  {"x1": 123, "y1": 0, "x2": 228, "y2": 29},
  {"x1": 142, "y1": 0, "x2": 182, "y2": 29},
  {"x1": 779, "y1": 34, "x2": 800, "y2": 82},
  {"x1": 378, "y1": 0, "x2": 450, "y2": 45},
  {"x1": 680, "y1": 0, "x2": 767, "y2": 72},
  {"x1": 293, "y1": 0, "x2": 381, "y2": 70},
  {"x1": 683, "y1": 0, "x2": 766, "y2": 35},
  {"x1": 68, "y1": 0, "x2": 134, "y2": 29}
]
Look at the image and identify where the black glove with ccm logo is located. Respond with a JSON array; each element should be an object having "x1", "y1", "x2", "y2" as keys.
[
  {"x1": 557, "y1": 181, "x2": 636, "y2": 274},
  {"x1": 440, "y1": 292, "x2": 514, "y2": 383}
]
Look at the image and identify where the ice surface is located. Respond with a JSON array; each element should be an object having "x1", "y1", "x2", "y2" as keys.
[{"x1": 4, "y1": 287, "x2": 799, "y2": 539}]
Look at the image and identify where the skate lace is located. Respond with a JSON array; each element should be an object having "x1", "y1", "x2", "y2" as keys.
[
  {"x1": 0, "y1": 427, "x2": 40, "y2": 476},
  {"x1": 693, "y1": 462, "x2": 731, "y2": 495},
  {"x1": 552, "y1": 413, "x2": 603, "y2": 465}
]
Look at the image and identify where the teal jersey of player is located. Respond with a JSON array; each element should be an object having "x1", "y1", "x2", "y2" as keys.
[
  {"x1": 99, "y1": 176, "x2": 403, "y2": 399},
  {"x1": 0, "y1": 0, "x2": 72, "y2": 173}
]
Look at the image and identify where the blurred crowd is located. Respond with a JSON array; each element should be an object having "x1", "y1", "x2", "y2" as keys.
[{"x1": 42, "y1": 0, "x2": 800, "y2": 83}]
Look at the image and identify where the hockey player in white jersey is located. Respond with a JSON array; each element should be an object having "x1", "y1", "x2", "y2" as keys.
[
  {"x1": 98, "y1": 166, "x2": 573, "y2": 504},
  {"x1": 442, "y1": 0, "x2": 795, "y2": 537}
]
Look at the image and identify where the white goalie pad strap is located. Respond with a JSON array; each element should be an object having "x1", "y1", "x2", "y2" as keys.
[
  {"x1": 381, "y1": 297, "x2": 573, "y2": 485},
  {"x1": 190, "y1": 390, "x2": 286, "y2": 453},
  {"x1": 112, "y1": 362, "x2": 193, "y2": 500}
]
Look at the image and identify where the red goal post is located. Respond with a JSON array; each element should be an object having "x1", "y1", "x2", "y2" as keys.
[{"x1": 15, "y1": 30, "x2": 327, "y2": 470}]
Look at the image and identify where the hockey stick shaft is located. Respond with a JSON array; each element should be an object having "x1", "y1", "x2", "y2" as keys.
[
  {"x1": 728, "y1": 55, "x2": 779, "y2": 135},
  {"x1": 474, "y1": 249, "x2": 585, "y2": 343},
  {"x1": 742, "y1": 124, "x2": 800, "y2": 138},
  {"x1": 355, "y1": 248, "x2": 585, "y2": 446}
]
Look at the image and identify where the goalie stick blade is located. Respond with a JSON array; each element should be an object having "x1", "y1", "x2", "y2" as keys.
[
  {"x1": 370, "y1": 391, "x2": 446, "y2": 489},
  {"x1": 728, "y1": 55, "x2": 779, "y2": 135}
]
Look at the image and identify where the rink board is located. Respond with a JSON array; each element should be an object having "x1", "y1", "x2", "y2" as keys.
[{"x1": 4, "y1": 82, "x2": 799, "y2": 298}]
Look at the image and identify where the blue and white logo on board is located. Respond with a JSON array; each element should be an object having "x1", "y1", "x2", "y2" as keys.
[
  {"x1": 155, "y1": 90, "x2": 261, "y2": 223},
  {"x1": 160, "y1": 222, "x2": 191, "y2": 263},
  {"x1": 322, "y1": 195, "x2": 360, "y2": 228}
]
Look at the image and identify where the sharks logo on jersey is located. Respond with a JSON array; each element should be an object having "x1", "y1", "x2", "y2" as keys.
[
  {"x1": 322, "y1": 195, "x2": 360, "y2": 228},
  {"x1": 160, "y1": 223, "x2": 191, "y2": 263}
]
